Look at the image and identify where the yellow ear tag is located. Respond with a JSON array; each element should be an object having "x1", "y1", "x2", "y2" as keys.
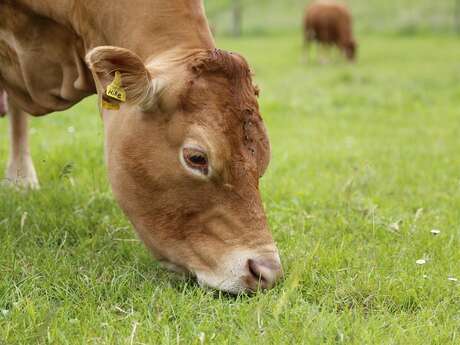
[
  {"x1": 101, "y1": 99, "x2": 120, "y2": 110},
  {"x1": 105, "y1": 71, "x2": 126, "y2": 102}
]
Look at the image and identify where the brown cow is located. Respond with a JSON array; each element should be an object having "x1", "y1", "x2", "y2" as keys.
[
  {"x1": 304, "y1": 0, "x2": 357, "y2": 62},
  {"x1": 0, "y1": 0, "x2": 282, "y2": 294}
]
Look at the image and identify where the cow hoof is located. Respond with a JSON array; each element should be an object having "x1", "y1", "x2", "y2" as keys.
[
  {"x1": 5, "y1": 163, "x2": 40, "y2": 190},
  {"x1": 4, "y1": 175, "x2": 40, "y2": 190}
]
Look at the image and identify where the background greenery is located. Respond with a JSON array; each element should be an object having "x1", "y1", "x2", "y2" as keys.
[
  {"x1": 1, "y1": 1, "x2": 460, "y2": 344},
  {"x1": 205, "y1": 0, "x2": 459, "y2": 34}
]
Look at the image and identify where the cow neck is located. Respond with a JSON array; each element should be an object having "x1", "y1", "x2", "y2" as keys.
[{"x1": 16, "y1": 0, "x2": 215, "y2": 62}]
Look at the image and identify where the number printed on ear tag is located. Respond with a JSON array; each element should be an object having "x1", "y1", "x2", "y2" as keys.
[{"x1": 106, "y1": 71, "x2": 126, "y2": 102}]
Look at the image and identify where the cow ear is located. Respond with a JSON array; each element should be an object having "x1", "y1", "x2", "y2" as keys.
[{"x1": 86, "y1": 46, "x2": 164, "y2": 111}]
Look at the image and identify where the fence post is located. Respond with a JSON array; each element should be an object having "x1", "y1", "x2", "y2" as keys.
[
  {"x1": 456, "y1": 0, "x2": 460, "y2": 33},
  {"x1": 232, "y1": 0, "x2": 242, "y2": 36}
]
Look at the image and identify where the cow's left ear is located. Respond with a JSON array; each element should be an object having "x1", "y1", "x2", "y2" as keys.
[{"x1": 86, "y1": 46, "x2": 164, "y2": 110}]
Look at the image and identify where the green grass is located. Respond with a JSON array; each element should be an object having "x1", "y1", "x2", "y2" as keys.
[{"x1": 2, "y1": 33, "x2": 460, "y2": 344}]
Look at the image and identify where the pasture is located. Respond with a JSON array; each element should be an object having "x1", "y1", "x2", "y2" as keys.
[{"x1": 1, "y1": 29, "x2": 460, "y2": 345}]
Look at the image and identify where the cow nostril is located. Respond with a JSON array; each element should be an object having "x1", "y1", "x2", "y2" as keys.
[
  {"x1": 248, "y1": 259, "x2": 267, "y2": 284},
  {"x1": 247, "y1": 258, "x2": 282, "y2": 290}
]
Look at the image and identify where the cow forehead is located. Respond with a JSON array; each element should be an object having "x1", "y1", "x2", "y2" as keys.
[
  {"x1": 182, "y1": 49, "x2": 258, "y2": 107},
  {"x1": 170, "y1": 49, "x2": 269, "y2": 172},
  {"x1": 185, "y1": 88, "x2": 266, "y2": 154},
  {"x1": 205, "y1": 107, "x2": 270, "y2": 180}
]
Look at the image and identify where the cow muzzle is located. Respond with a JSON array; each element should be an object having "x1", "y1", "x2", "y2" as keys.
[{"x1": 195, "y1": 248, "x2": 283, "y2": 294}]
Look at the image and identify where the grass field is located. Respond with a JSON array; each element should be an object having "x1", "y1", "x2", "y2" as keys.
[{"x1": 1, "y1": 32, "x2": 460, "y2": 344}]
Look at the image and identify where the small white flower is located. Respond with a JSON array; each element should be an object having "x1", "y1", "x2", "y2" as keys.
[
  {"x1": 416, "y1": 259, "x2": 426, "y2": 265},
  {"x1": 67, "y1": 126, "x2": 75, "y2": 134},
  {"x1": 198, "y1": 332, "x2": 206, "y2": 345},
  {"x1": 448, "y1": 277, "x2": 458, "y2": 282},
  {"x1": 1, "y1": 309, "x2": 8, "y2": 316},
  {"x1": 430, "y1": 229, "x2": 441, "y2": 235}
]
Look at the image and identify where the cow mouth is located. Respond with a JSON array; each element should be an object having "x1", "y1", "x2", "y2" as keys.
[
  {"x1": 157, "y1": 249, "x2": 283, "y2": 294},
  {"x1": 158, "y1": 260, "x2": 190, "y2": 276},
  {"x1": 193, "y1": 249, "x2": 283, "y2": 294}
]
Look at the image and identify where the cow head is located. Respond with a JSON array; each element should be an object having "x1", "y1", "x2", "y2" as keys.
[
  {"x1": 345, "y1": 40, "x2": 357, "y2": 61},
  {"x1": 86, "y1": 47, "x2": 282, "y2": 293}
]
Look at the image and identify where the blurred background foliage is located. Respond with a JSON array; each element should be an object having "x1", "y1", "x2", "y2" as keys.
[{"x1": 204, "y1": 0, "x2": 460, "y2": 35}]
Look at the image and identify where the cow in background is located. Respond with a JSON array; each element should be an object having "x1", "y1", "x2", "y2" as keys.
[{"x1": 304, "y1": 0, "x2": 357, "y2": 62}]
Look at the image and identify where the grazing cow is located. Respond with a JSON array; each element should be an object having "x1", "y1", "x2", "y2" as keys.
[
  {"x1": 0, "y1": 0, "x2": 283, "y2": 294},
  {"x1": 304, "y1": 0, "x2": 357, "y2": 62}
]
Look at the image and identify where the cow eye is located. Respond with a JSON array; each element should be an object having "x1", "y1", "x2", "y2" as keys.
[{"x1": 183, "y1": 147, "x2": 209, "y2": 176}]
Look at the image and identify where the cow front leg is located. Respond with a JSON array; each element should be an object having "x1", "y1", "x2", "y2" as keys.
[
  {"x1": 318, "y1": 44, "x2": 331, "y2": 64},
  {"x1": 5, "y1": 97, "x2": 39, "y2": 189},
  {"x1": 302, "y1": 31, "x2": 314, "y2": 64},
  {"x1": 0, "y1": 90, "x2": 6, "y2": 117}
]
